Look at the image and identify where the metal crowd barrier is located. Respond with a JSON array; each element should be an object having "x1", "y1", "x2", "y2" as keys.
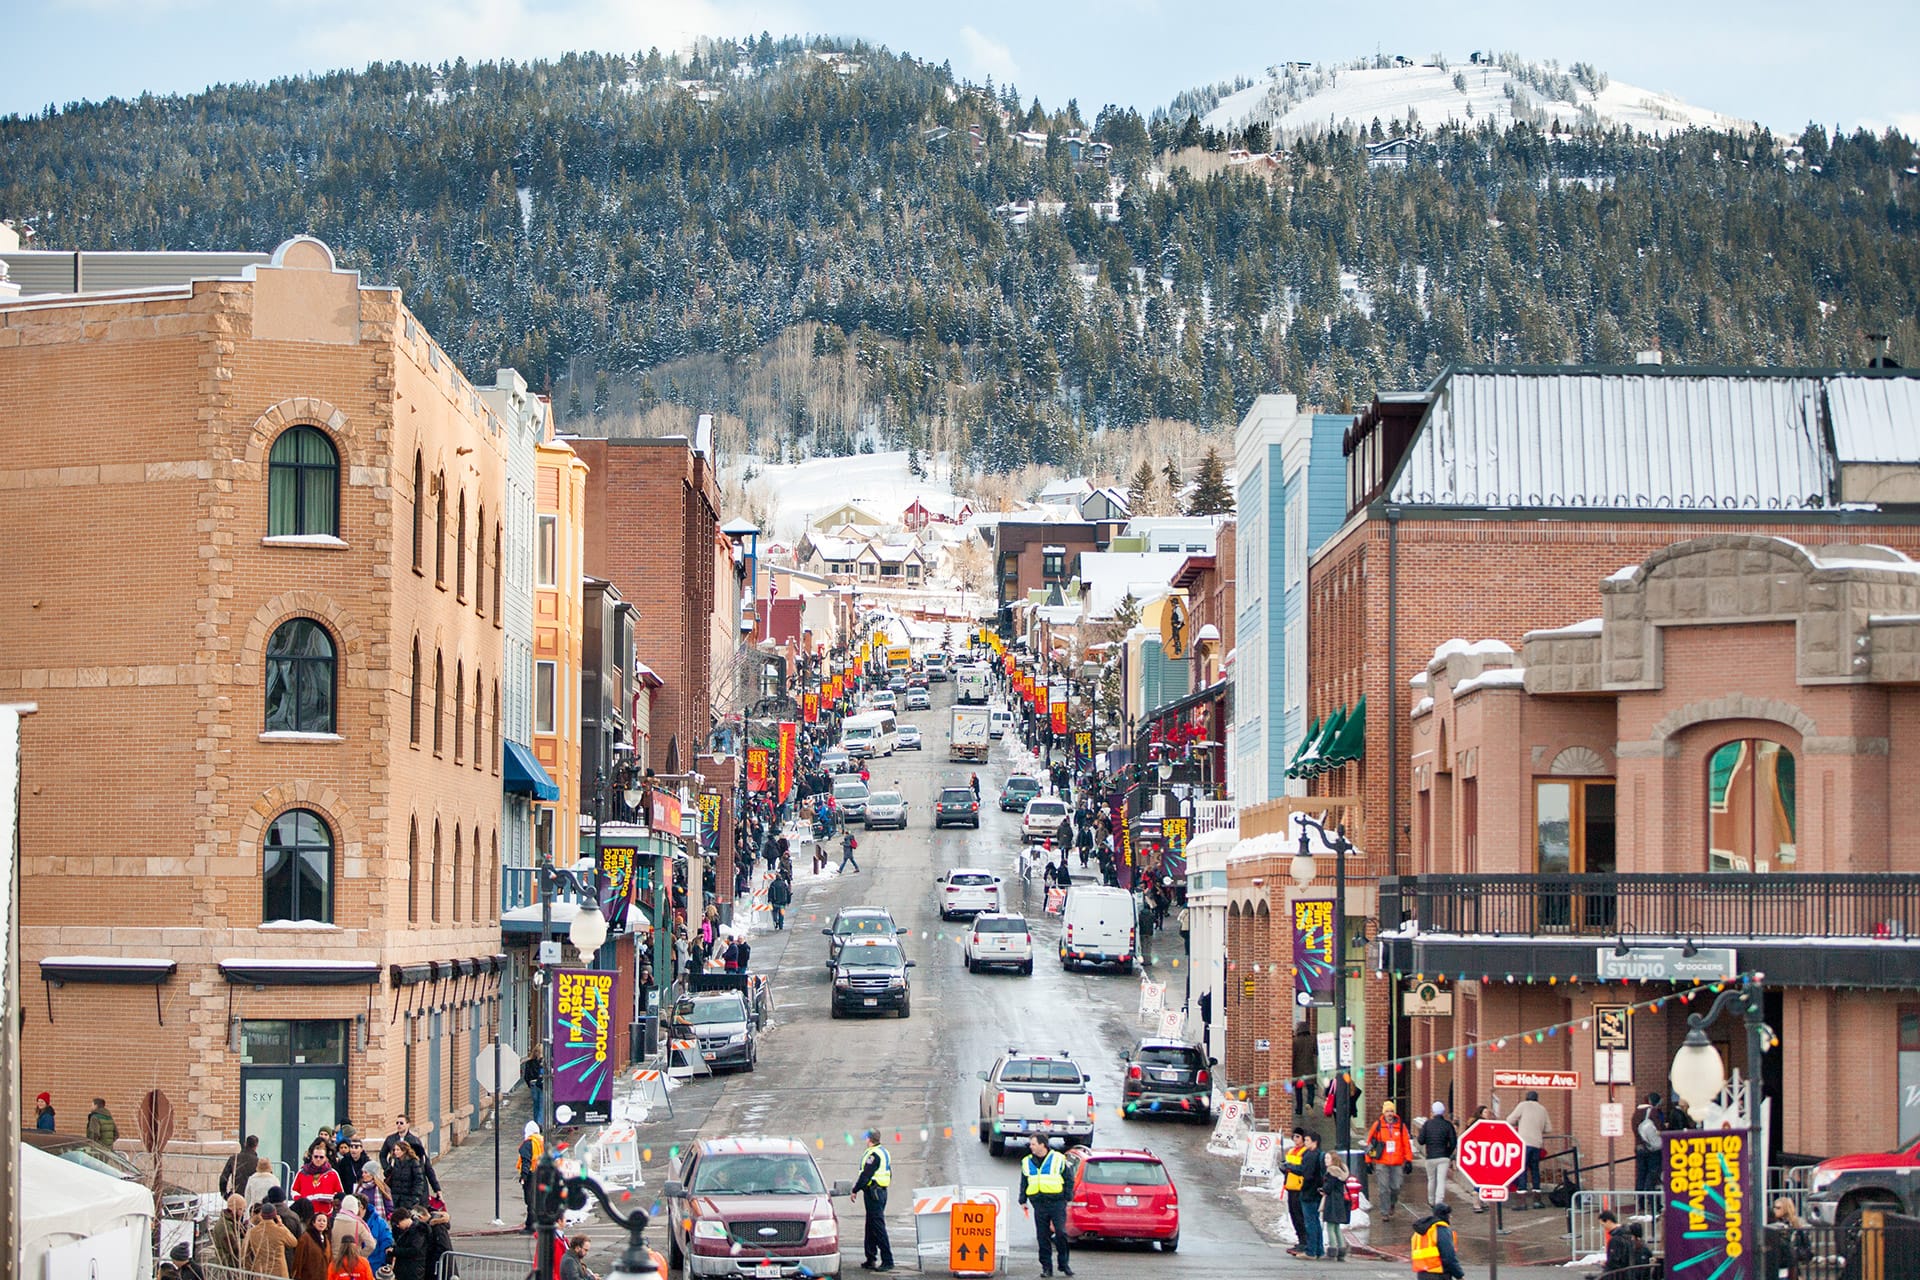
[
  {"x1": 437, "y1": 1249, "x2": 536, "y2": 1280},
  {"x1": 1568, "y1": 1189, "x2": 1665, "y2": 1259}
]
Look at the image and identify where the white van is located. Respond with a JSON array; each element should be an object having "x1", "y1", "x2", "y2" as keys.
[
  {"x1": 1058, "y1": 886, "x2": 1137, "y2": 973},
  {"x1": 840, "y1": 710, "x2": 900, "y2": 759},
  {"x1": 989, "y1": 707, "x2": 1015, "y2": 739}
]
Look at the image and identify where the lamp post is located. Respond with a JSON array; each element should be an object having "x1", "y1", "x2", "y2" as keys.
[
  {"x1": 531, "y1": 1155, "x2": 663, "y2": 1280},
  {"x1": 1669, "y1": 977, "x2": 1768, "y2": 1261},
  {"x1": 1292, "y1": 816, "x2": 1355, "y2": 1159}
]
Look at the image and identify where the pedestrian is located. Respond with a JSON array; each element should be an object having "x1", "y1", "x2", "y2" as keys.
[
  {"x1": 168, "y1": 1241, "x2": 207, "y2": 1280},
  {"x1": 212, "y1": 1194, "x2": 250, "y2": 1269},
  {"x1": 969, "y1": 773, "x2": 980, "y2": 798},
  {"x1": 1763, "y1": 1198, "x2": 1811, "y2": 1280},
  {"x1": 521, "y1": 1052, "x2": 546, "y2": 1124},
  {"x1": 721, "y1": 936, "x2": 742, "y2": 972},
  {"x1": 328, "y1": 1235, "x2": 374, "y2": 1280},
  {"x1": 244, "y1": 1203, "x2": 298, "y2": 1279},
  {"x1": 333, "y1": 1133, "x2": 370, "y2": 1193},
  {"x1": 838, "y1": 828, "x2": 860, "y2": 873},
  {"x1": 358, "y1": 1187, "x2": 394, "y2": 1270},
  {"x1": 850, "y1": 1129, "x2": 894, "y2": 1271},
  {"x1": 245, "y1": 1158, "x2": 281, "y2": 1208},
  {"x1": 1019, "y1": 1135, "x2": 1073, "y2": 1277},
  {"x1": 769, "y1": 874, "x2": 791, "y2": 929},
  {"x1": 736, "y1": 935, "x2": 752, "y2": 972},
  {"x1": 223, "y1": 1135, "x2": 263, "y2": 1199},
  {"x1": 388, "y1": 1204, "x2": 432, "y2": 1280},
  {"x1": 1507, "y1": 1090, "x2": 1552, "y2": 1209},
  {"x1": 517, "y1": 1121, "x2": 545, "y2": 1232},
  {"x1": 379, "y1": 1115, "x2": 438, "y2": 1194},
  {"x1": 34, "y1": 1091, "x2": 55, "y2": 1130},
  {"x1": 329, "y1": 1194, "x2": 376, "y2": 1260},
  {"x1": 1283, "y1": 1128, "x2": 1325, "y2": 1258},
  {"x1": 291, "y1": 1209, "x2": 332, "y2": 1280},
  {"x1": 1365, "y1": 1101, "x2": 1414, "y2": 1220},
  {"x1": 561, "y1": 1234, "x2": 603, "y2": 1280},
  {"x1": 293, "y1": 1141, "x2": 345, "y2": 1214},
  {"x1": 86, "y1": 1096, "x2": 119, "y2": 1146},
  {"x1": 1410, "y1": 1203, "x2": 1466, "y2": 1277},
  {"x1": 1631, "y1": 1092, "x2": 1666, "y2": 1194},
  {"x1": 1321, "y1": 1155, "x2": 1354, "y2": 1263},
  {"x1": 1419, "y1": 1101, "x2": 1463, "y2": 1212},
  {"x1": 384, "y1": 1138, "x2": 429, "y2": 1219}
]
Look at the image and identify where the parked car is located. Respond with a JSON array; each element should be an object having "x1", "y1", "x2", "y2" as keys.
[
  {"x1": 989, "y1": 707, "x2": 1015, "y2": 738},
  {"x1": 999, "y1": 775, "x2": 1041, "y2": 812},
  {"x1": 962, "y1": 913, "x2": 1033, "y2": 974},
  {"x1": 820, "y1": 748, "x2": 852, "y2": 775},
  {"x1": 1807, "y1": 1135, "x2": 1920, "y2": 1234},
  {"x1": 977, "y1": 1051, "x2": 1095, "y2": 1155},
  {"x1": 1066, "y1": 1149, "x2": 1180, "y2": 1251},
  {"x1": 22, "y1": 1132, "x2": 203, "y2": 1227},
  {"x1": 831, "y1": 776, "x2": 869, "y2": 820},
  {"x1": 935, "y1": 785, "x2": 981, "y2": 828},
  {"x1": 829, "y1": 937, "x2": 915, "y2": 1018},
  {"x1": 936, "y1": 868, "x2": 1003, "y2": 919},
  {"x1": 671, "y1": 990, "x2": 758, "y2": 1072},
  {"x1": 660, "y1": 1137, "x2": 851, "y2": 1278},
  {"x1": 1120, "y1": 1039, "x2": 1213, "y2": 1119},
  {"x1": 1021, "y1": 795, "x2": 1071, "y2": 843},
  {"x1": 822, "y1": 907, "x2": 904, "y2": 963},
  {"x1": 1059, "y1": 886, "x2": 1138, "y2": 972},
  {"x1": 903, "y1": 688, "x2": 931, "y2": 711},
  {"x1": 897, "y1": 725, "x2": 923, "y2": 750},
  {"x1": 887, "y1": 674, "x2": 909, "y2": 693},
  {"x1": 863, "y1": 791, "x2": 908, "y2": 830}
]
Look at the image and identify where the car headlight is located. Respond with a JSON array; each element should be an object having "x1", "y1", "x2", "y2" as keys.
[
  {"x1": 693, "y1": 1220, "x2": 729, "y2": 1240},
  {"x1": 727, "y1": 1032, "x2": 748, "y2": 1045},
  {"x1": 835, "y1": 977, "x2": 851, "y2": 989},
  {"x1": 1809, "y1": 1169, "x2": 1839, "y2": 1194},
  {"x1": 888, "y1": 977, "x2": 905, "y2": 989},
  {"x1": 807, "y1": 1216, "x2": 838, "y2": 1240}
]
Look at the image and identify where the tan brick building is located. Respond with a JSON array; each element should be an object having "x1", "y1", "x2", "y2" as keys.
[{"x1": 0, "y1": 238, "x2": 513, "y2": 1168}]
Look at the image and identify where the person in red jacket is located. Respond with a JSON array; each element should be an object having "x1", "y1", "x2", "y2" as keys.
[{"x1": 292, "y1": 1141, "x2": 344, "y2": 1214}]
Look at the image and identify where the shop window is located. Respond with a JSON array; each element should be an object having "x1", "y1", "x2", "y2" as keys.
[
  {"x1": 455, "y1": 492, "x2": 468, "y2": 600},
  {"x1": 535, "y1": 661, "x2": 556, "y2": 735},
  {"x1": 1900, "y1": 1005, "x2": 1920, "y2": 1146},
  {"x1": 1535, "y1": 779, "x2": 1617, "y2": 929},
  {"x1": 1707, "y1": 739, "x2": 1797, "y2": 872},
  {"x1": 264, "y1": 619, "x2": 335, "y2": 734},
  {"x1": 263, "y1": 809, "x2": 333, "y2": 924},
  {"x1": 411, "y1": 452, "x2": 425, "y2": 572},
  {"x1": 267, "y1": 426, "x2": 338, "y2": 537},
  {"x1": 537, "y1": 515, "x2": 558, "y2": 587}
]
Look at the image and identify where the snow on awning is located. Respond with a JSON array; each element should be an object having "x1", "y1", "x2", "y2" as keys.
[
  {"x1": 39, "y1": 956, "x2": 177, "y2": 985},
  {"x1": 218, "y1": 959, "x2": 383, "y2": 986}
]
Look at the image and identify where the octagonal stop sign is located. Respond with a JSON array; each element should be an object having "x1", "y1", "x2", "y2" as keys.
[{"x1": 1456, "y1": 1118, "x2": 1527, "y2": 1191}]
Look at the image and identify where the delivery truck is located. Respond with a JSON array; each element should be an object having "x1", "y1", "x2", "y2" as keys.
[
  {"x1": 949, "y1": 704, "x2": 992, "y2": 762},
  {"x1": 956, "y1": 665, "x2": 989, "y2": 704}
]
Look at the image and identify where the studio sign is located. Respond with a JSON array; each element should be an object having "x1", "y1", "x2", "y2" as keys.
[{"x1": 1594, "y1": 946, "x2": 1736, "y2": 982}]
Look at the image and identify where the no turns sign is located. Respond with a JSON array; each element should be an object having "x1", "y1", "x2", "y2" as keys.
[{"x1": 949, "y1": 1200, "x2": 998, "y2": 1275}]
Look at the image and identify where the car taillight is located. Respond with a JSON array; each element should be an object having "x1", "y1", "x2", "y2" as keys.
[
  {"x1": 995, "y1": 1092, "x2": 1006, "y2": 1115},
  {"x1": 1087, "y1": 1096, "x2": 1096, "y2": 1120},
  {"x1": 971, "y1": 803, "x2": 978, "y2": 810},
  {"x1": 1127, "y1": 1065, "x2": 1142, "y2": 1080},
  {"x1": 1024, "y1": 934, "x2": 1032, "y2": 946},
  {"x1": 1196, "y1": 1069, "x2": 1208, "y2": 1085},
  {"x1": 1065, "y1": 924, "x2": 1074, "y2": 941}
]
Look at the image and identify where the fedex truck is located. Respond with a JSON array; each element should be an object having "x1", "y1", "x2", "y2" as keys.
[
  {"x1": 956, "y1": 665, "x2": 989, "y2": 705},
  {"x1": 949, "y1": 705, "x2": 991, "y2": 763}
]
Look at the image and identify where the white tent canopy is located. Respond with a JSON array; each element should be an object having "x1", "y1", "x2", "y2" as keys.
[{"x1": 20, "y1": 1142, "x2": 155, "y2": 1280}]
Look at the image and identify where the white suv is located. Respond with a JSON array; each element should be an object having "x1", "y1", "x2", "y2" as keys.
[
  {"x1": 1021, "y1": 796, "x2": 1071, "y2": 844},
  {"x1": 937, "y1": 868, "x2": 1003, "y2": 920},
  {"x1": 962, "y1": 913, "x2": 1033, "y2": 975}
]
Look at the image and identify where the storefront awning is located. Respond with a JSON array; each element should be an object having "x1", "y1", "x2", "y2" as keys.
[
  {"x1": 1288, "y1": 696, "x2": 1365, "y2": 779},
  {"x1": 503, "y1": 739, "x2": 559, "y2": 801},
  {"x1": 39, "y1": 956, "x2": 177, "y2": 986},
  {"x1": 218, "y1": 959, "x2": 382, "y2": 987}
]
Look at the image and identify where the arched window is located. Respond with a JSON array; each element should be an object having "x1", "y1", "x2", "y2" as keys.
[
  {"x1": 472, "y1": 666, "x2": 484, "y2": 771},
  {"x1": 456, "y1": 492, "x2": 468, "y2": 600},
  {"x1": 488, "y1": 832, "x2": 498, "y2": 917},
  {"x1": 1707, "y1": 739, "x2": 1797, "y2": 872},
  {"x1": 263, "y1": 808, "x2": 333, "y2": 923},
  {"x1": 409, "y1": 637, "x2": 422, "y2": 746},
  {"x1": 471, "y1": 828, "x2": 483, "y2": 919},
  {"x1": 433, "y1": 652, "x2": 445, "y2": 755},
  {"x1": 408, "y1": 818, "x2": 420, "y2": 923},
  {"x1": 434, "y1": 472, "x2": 447, "y2": 586},
  {"x1": 264, "y1": 618, "x2": 335, "y2": 734},
  {"x1": 493, "y1": 522, "x2": 504, "y2": 629},
  {"x1": 431, "y1": 820, "x2": 443, "y2": 922},
  {"x1": 411, "y1": 452, "x2": 425, "y2": 573},
  {"x1": 453, "y1": 661, "x2": 465, "y2": 762},
  {"x1": 268, "y1": 426, "x2": 338, "y2": 537},
  {"x1": 452, "y1": 822, "x2": 464, "y2": 922},
  {"x1": 492, "y1": 679, "x2": 502, "y2": 774},
  {"x1": 475, "y1": 503, "x2": 487, "y2": 616}
]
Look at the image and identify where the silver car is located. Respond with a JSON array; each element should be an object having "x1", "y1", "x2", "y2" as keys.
[
  {"x1": 864, "y1": 790, "x2": 908, "y2": 830},
  {"x1": 832, "y1": 776, "x2": 869, "y2": 819}
]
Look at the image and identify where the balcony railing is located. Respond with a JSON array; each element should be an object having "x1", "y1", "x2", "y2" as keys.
[
  {"x1": 501, "y1": 865, "x2": 593, "y2": 914},
  {"x1": 1379, "y1": 873, "x2": 1920, "y2": 942}
]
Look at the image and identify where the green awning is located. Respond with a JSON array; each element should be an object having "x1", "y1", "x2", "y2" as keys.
[
  {"x1": 1287, "y1": 716, "x2": 1322, "y2": 770},
  {"x1": 1290, "y1": 705, "x2": 1343, "y2": 779},
  {"x1": 1323, "y1": 695, "x2": 1367, "y2": 767}
]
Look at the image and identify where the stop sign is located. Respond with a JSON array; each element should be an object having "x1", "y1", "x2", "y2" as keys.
[{"x1": 1456, "y1": 1118, "x2": 1528, "y2": 1190}]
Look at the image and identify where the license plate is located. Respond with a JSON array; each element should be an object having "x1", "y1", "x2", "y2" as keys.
[
  {"x1": 703, "y1": 1052, "x2": 718, "y2": 1061},
  {"x1": 1116, "y1": 1195, "x2": 1138, "y2": 1207},
  {"x1": 755, "y1": 1266, "x2": 782, "y2": 1278},
  {"x1": 1159, "y1": 1071, "x2": 1179, "y2": 1081},
  {"x1": 863, "y1": 998, "x2": 877, "y2": 1007}
]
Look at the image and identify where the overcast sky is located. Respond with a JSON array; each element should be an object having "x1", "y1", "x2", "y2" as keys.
[{"x1": 8, "y1": 0, "x2": 1917, "y2": 136}]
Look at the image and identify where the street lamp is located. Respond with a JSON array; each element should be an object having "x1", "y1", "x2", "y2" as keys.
[
  {"x1": 1292, "y1": 815, "x2": 1356, "y2": 1160},
  {"x1": 1669, "y1": 976, "x2": 1769, "y2": 1257}
]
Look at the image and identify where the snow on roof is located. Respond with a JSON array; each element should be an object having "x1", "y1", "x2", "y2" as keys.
[
  {"x1": 1453, "y1": 667, "x2": 1529, "y2": 697},
  {"x1": 1410, "y1": 696, "x2": 1435, "y2": 718},
  {"x1": 806, "y1": 535, "x2": 860, "y2": 561},
  {"x1": 1830, "y1": 377, "x2": 1920, "y2": 464},
  {"x1": 1037, "y1": 477, "x2": 1094, "y2": 501},
  {"x1": 727, "y1": 450, "x2": 975, "y2": 542},
  {"x1": 1076, "y1": 552, "x2": 1194, "y2": 618},
  {"x1": 39, "y1": 955, "x2": 176, "y2": 968},
  {"x1": 219, "y1": 957, "x2": 381, "y2": 971},
  {"x1": 1525, "y1": 618, "x2": 1604, "y2": 640}
]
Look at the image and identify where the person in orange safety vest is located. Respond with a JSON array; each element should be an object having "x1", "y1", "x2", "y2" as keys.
[
  {"x1": 1366, "y1": 1100, "x2": 1415, "y2": 1219},
  {"x1": 1410, "y1": 1203, "x2": 1466, "y2": 1277}
]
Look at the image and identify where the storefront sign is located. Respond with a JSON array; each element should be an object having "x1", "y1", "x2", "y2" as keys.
[
  {"x1": 1594, "y1": 1003, "x2": 1633, "y2": 1084},
  {"x1": 745, "y1": 746, "x2": 770, "y2": 792},
  {"x1": 1292, "y1": 897, "x2": 1336, "y2": 1006},
  {"x1": 1596, "y1": 946, "x2": 1737, "y2": 982},
  {"x1": 1663, "y1": 1130, "x2": 1752, "y2": 1280},
  {"x1": 1492, "y1": 1069, "x2": 1580, "y2": 1090},
  {"x1": 1403, "y1": 980, "x2": 1453, "y2": 1017},
  {"x1": 550, "y1": 968, "x2": 618, "y2": 1125},
  {"x1": 647, "y1": 790, "x2": 682, "y2": 835},
  {"x1": 777, "y1": 721, "x2": 798, "y2": 802},
  {"x1": 597, "y1": 845, "x2": 637, "y2": 934}
]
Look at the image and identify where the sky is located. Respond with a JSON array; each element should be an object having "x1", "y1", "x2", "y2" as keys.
[{"x1": 7, "y1": 0, "x2": 1918, "y2": 137}]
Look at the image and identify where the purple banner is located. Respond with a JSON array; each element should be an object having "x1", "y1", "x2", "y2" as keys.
[
  {"x1": 549, "y1": 967, "x2": 618, "y2": 1125},
  {"x1": 1292, "y1": 897, "x2": 1336, "y2": 1004},
  {"x1": 1663, "y1": 1129, "x2": 1753, "y2": 1280}
]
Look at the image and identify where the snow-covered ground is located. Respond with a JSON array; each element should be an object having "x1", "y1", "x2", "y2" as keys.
[
  {"x1": 1202, "y1": 60, "x2": 1750, "y2": 139},
  {"x1": 731, "y1": 449, "x2": 965, "y2": 543}
]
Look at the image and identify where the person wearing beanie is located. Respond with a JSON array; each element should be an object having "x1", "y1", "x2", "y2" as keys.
[
  {"x1": 1365, "y1": 1100, "x2": 1414, "y2": 1220},
  {"x1": 213, "y1": 1194, "x2": 251, "y2": 1269},
  {"x1": 516, "y1": 1122, "x2": 546, "y2": 1233},
  {"x1": 34, "y1": 1092, "x2": 55, "y2": 1131},
  {"x1": 243, "y1": 1201, "x2": 298, "y2": 1278},
  {"x1": 1410, "y1": 1203, "x2": 1465, "y2": 1277},
  {"x1": 330, "y1": 1193, "x2": 375, "y2": 1259},
  {"x1": 1417, "y1": 1101, "x2": 1467, "y2": 1214}
]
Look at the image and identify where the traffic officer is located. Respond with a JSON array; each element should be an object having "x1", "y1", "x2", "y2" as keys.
[
  {"x1": 850, "y1": 1129, "x2": 893, "y2": 1271},
  {"x1": 1409, "y1": 1203, "x2": 1466, "y2": 1278},
  {"x1": 1019, "y1": 1136, "x2": 1073, "y2": 1278}
]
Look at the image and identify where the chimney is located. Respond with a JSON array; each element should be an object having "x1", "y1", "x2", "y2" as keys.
[{"x1": 1634, "y1": 349, "x2": 1663, "y2": 366}]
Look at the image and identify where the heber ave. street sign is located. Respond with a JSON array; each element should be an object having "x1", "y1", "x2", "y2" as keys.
[{"x1": 1456, "y1": 1119, "x2": 1528, "y2": 1190}]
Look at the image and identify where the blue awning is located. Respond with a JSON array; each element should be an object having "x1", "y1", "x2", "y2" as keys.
[{"x1": 503, "y1": 739, "x2": 559, "y2": 801}]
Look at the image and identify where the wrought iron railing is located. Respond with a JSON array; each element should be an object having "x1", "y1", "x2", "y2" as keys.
[
  {"x1": 501, "y1": 865, "x2": 592, "y2": 913},
  {"x1": 1379, "y1": 873, "x2": 1920, "y2": 940}
]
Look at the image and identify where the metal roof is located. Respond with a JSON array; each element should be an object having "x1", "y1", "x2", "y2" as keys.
[
  {"x1": 1827, "y1": 375, "x2": 1920, "y2": 465},
  {"x1": 1390, "y1": 371, "x2": 1841, "y2": 510}
]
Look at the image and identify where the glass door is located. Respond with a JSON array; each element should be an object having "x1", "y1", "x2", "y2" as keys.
[
  {"x1": 1535, "y1": 780, "x2": 1617, "y2": 930},
  {"x1": 239, "y1": 1020, "x2": 349, "y2": 1180}
]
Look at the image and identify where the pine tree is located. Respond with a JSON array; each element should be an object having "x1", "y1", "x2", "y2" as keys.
[
  {"x1": 1127, "y1": 460, "x2": 1158, "y2": 515},
  {"x1": 1162, "y1": 457, "x2": 1184, "y2": 507},
  {"x1": 1186, "y1": 447, "x2": 1233, "y2": 515}
]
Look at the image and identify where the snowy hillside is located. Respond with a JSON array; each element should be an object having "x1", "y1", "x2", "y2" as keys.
[
  {"x1": 1199, "y1": 57, "x2": 1751, "y2": 139},
  {"x1": 729, "y1": 450, "x2": 967, "y2": 542}
]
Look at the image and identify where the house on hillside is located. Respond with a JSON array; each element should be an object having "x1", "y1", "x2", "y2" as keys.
[
  {"x1": 902, "y1": 494, "x2": 976, "y2": 531},
  {"x1": 1037, "y1": 477, "x2": 1094, "y2": 509},
  {"x1": 796, "y1": 533, "x2": 861, "y2": 581},
  {"x1": 855, "y1": 539, "x2": 928, "y2": 584},
  {"x1": 923, "y1": 125, "x2": 951, "y2": 146},
  {"x1": 810, "y1": 500, "x2": 885, "y2": 531},
  {"x1": 1368, "y1": 138, "x2": 1413, "y2": 168},
  {"x1": 1086, "y1": 141, "x2": 1113, "y2": 168},
  {"x1": 1078, "y1": 486, "x2": 1131, "y2": 522},
  {"x1": 1015, "y1": 129, "x2": 1048, "y2": 152}
]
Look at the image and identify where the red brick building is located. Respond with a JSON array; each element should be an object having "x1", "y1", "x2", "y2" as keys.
[{"x1": 1396, "y1": 533, "x2": 1920, "y2": 1163}]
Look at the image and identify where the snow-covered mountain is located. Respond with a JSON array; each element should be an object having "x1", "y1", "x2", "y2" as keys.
[{"x1": 1196, "y1": 55, "x2": 1752, "y2": 139}]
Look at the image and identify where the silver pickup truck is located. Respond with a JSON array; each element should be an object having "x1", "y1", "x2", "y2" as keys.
[{"x1": 977, "y1": 1050, "x2": 1095, "y2": 1155}]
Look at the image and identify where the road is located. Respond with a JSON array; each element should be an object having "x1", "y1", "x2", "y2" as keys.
[{"x1": 437, "y1": 677, "x2": 1579, "y2": 1279}]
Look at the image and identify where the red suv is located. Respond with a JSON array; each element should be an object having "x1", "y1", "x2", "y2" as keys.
[
  {"x1": 1066, "y1": 1148, "x2": 1180, "y2": 1252},
  {"x1": 661, "y1": 1137, "x2": 852, "y2": 1278}
]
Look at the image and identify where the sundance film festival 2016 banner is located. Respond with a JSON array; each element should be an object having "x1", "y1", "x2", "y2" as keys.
[
  {"x1": 1293, "y1": 897, "x2": 1336, "y2": 1005},
  {"x1": 1663, "y1": 1130, "x2": 1752, "y2": 1280},
  {"x1": 550, "y1": 968, "x2": 618, "y2": 1125}
]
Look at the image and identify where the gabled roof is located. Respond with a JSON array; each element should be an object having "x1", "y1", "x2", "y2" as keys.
[{"x1": 1075, "y1": 551, "x2": 1194, "y2": 619}]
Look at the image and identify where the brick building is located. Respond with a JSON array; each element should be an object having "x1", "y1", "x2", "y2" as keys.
[
  {"x1": 569, "y1": 436, "x2": 722, "y2": 777},
  {"x1": 0, "y1": 238, "x2": 512, "y2": 1166},
  {"x1": 990, "y1": 518, "x2": 1124, "y2": 632},
  {"x1": 1248, "y1": 366, "x2": 1920, "y2": 1129},
  {"x1": 1394, "y1": 534, "x2": 1920, "y2": 1163}
]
